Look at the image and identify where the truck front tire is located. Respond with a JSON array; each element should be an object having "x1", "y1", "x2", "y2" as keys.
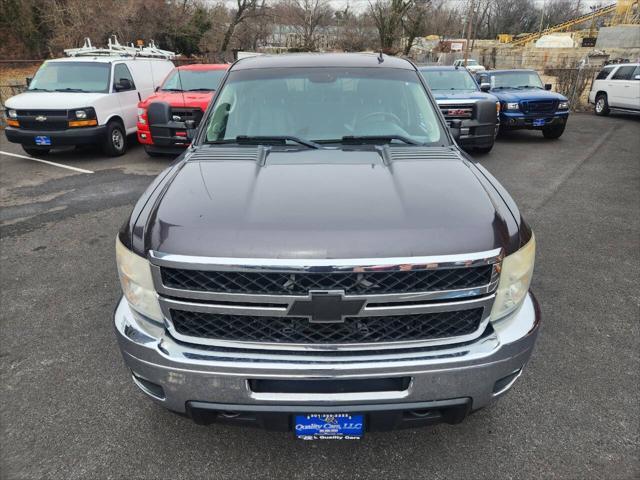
[
  {"x1": 474, "y1": 144, "x2": 494, "y2": 154},
  {"x1": 103, "y1": 121, "x2": 127, "y2": 156},
  {"x1": 542, "y1": 123, "x2": 566, "y2": 139}
]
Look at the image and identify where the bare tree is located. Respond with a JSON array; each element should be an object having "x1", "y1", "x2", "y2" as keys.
[
  {"x1": 233, "y1": 0, "x2": 273, "y2": 51},
  {"x1": 402, "y1": 0, "x2": 431, "y2": 55},
  {"x1": 369, "y1": 0, "x2": 414, "y2": 53},
  {"x1": 220, "y1": 0, "x2": 260, "y2": 52},
  {"x1": 282, "y1": 0, "x2": 333, "y2": 51},
  {"x1": 335, "y1": 6, "x2": 377, "y2": 51}
]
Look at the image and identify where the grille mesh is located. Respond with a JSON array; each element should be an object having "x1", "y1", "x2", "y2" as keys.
[
  {"x1": 161, "y1": 266, "x2": 493, "y2": 296},
  {"x1": 521, "y1": 100, "x2": 557, "y2": 113},
  {"x1": 439, "y1": 104, "x2": 474, "y2": 119},
  {"x1": 170, "y1": 107, "x2": 203, "y2": 126},
  {"x1": 170, "y1": 308, "x2": 484, "y2": 344}
]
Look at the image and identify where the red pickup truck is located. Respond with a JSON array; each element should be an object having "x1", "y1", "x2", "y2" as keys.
[{"x1": 137, "y1": 64, "x2": 228, "y2": 156}]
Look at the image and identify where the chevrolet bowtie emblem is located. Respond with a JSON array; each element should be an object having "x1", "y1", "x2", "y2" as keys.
[
  {"x1": 287, "y1": 290, "x2": 365, "y2": 323},
  {"x1": 35, "y1": 115, "x2": 47, "y2": 122}
]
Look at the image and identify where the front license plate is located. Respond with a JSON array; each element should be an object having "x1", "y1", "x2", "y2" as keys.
[
  {"x1": 35, "y1": 136, "x2": 51, "y2": 146},
  {"x1": 295, "y1": 414, "x2": 364, "y2": 440},
  {"x1": 532, "y1": 118, "x2": 545, "y2": 127}
]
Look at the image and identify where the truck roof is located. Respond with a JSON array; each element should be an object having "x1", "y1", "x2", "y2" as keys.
[
  {"x1": 46, "y1": 56, "x2": 169, "y2": 64},
  {"x1": 232, "y1": 53, "x2": 415, "y2": 71},
  {"x1": 488, "y1": 69, "x2": 537, "y2": 74},
  {"x1": 418, "y1": 66, "x2": 469, "y2": 71},
  {"x1": 177, "y1": 63, "x2": 230, "y2": 71}
]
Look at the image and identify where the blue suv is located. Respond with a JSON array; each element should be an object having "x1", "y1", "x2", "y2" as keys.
[{"x1": 482, "y1": 69, "x2": 569, "y2": 139}]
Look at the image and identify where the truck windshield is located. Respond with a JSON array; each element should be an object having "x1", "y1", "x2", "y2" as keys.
[
  {"x1": 162, "y1": 69, "x2": 227, "y2": 92},
  {"x1": 28, "y1": 62, "x2": 110, "y2": 93},
  {"x1": 420, "y1": 69, "x2": 478, "y2": 92},
  {"x1": 204, "y1": 67, "x2": 444, "y2": 146},
  {"x1": 490, "y1": 71, "x2": 544, "y2": 89}
]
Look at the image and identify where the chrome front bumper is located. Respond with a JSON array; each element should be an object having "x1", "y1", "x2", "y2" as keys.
[{"x1": 114, "y1": 293, "x2": 540, "y2": 416}]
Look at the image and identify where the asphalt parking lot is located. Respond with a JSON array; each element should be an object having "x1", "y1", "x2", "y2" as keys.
[{"x1": 1, "y1": 112, "x2": 638, "y2": 479}]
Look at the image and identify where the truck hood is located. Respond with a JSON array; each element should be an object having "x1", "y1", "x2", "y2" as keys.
[
  {"x1": 433, "y1": 91, "x2": 497, "y2": 101},
  {"x1": 491, "y1": 88, "x2": 568, "y2": 102},
  {"x1": 144, "y1": 147, "x2": 513, "y2": 259},
  {"x1": 4, "y1": 91, "x2": 109, "y2": 110},
  {"x1": 138, "y1": 90, "x2": 214, "y2": 110}
]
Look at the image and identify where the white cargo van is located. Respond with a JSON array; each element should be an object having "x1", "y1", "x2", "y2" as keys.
[{"x1": 4, "y1": 38, "x2": 174, "y2": 156}]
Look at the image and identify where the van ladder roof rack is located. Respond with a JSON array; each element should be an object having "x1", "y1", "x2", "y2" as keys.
[{"x1": 64, "y1": 36, "x2": 176, "y2": 59}]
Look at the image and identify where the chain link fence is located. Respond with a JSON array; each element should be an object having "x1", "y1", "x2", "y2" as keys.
[{"x1": 544, "y1": 66, "x2": 600, "y2": 111}]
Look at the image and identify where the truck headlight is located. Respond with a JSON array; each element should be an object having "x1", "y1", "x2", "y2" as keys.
[
  {"x1": 137, "y1": 107, "x2": 146, "y2": 125},
  {"x1": 75, "y1": 110, "x2": 87, "y2": 119},
  {"x1": 115, "y1": 236, "x2": 162, "y2": 322},
  {"x1": 8, "y1": 109, "x2": 17, "y2": 118},
  {"x1": 505, "y1": 102, "x2": 519, "y2": 111},
  {"x1": 558, "y1": 101, "x2": 569, "y2": 110},
  {"x1": 490, "y1": 234, "x2": 536, "y2": 322}
]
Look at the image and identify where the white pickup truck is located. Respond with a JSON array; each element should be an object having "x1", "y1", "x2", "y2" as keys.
[{"x1": 453, "y1": 59, "x2": 486, "y2": 74}]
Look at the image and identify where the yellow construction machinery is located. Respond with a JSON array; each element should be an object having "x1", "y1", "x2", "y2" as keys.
[{"x1": 507, "y1": 1, "x2": 638, "y2": 47}]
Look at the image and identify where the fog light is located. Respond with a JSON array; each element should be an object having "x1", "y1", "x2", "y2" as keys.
[{"x1": 140, "y1": 133, "x2": 147, "y2": 139}]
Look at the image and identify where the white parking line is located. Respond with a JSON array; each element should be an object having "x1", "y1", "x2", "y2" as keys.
[{"x1": 0, "y1": 150, "x2": 94, "y2": 174}]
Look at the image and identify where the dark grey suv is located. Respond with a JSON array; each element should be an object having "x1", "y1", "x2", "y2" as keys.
[{"x1": 114, "y1": 53, "x2": 539, "y2": 439}]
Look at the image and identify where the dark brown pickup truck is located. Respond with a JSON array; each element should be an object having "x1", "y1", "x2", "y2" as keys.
[{"x1": 114, "y1": 53, "x2": 539, "y2": 439}]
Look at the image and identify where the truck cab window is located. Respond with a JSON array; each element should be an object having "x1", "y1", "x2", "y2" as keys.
[{"x1": 114, "y1": 64, "x2": 135, "y2": 91}]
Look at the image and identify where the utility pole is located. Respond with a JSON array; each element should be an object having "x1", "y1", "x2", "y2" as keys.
[
  {"x1": 463, "y1": 0, "x2": 475, "y2": 67},
  {"x1": 538, "y1": 0, "x2": 546, "y2": 35}
]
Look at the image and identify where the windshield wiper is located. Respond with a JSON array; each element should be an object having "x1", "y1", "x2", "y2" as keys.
[
  {"x1": 516, "y1": 85, "x2": 541, "y2": 89},
  {"x1": 339, "y1": 135, "x2": 422, "y2": 146},
  {"x1": 237, "y1": 135, "x2": 321, "y2": 149},
  {"x1": 27, "y1": 87, "x2": 52, "y2": 92},
  {"x1": 162, "y1": 88, "x2": 184, "y2": 92},
  {"x1": 209, "y1": 135, "x2": 322, "y2": 149},
  {"x1": 54, "y1": 88, "x2": 88, "y2": 92},
  {"x1": 187, "y1": 88, "x2": 214, "y2": 92}
]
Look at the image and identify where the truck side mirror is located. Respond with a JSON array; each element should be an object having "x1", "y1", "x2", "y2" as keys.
[
  {"x1": 26, "y1": 77, "x2": 32, "y2": 87},
  {"x1": 449, "y1": 119, "x2": 462, "y2": 140},
  {"x1": 115, "y1": 78, "x2": 132, "y2": 91},
  {"x1": 480, "y1": 82, "x2": 491, "y2": 92},
  {"x1": 545, "y1": 83, "x2": 552, "y2": 90}
]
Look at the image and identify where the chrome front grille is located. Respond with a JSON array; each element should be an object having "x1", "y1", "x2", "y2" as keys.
[
  {"x1": 170, "y1": 308, "x2": 484, "y2": 344},
  {"x1": 160, "y1": 265, "x2": 493, "y2": 296},
  {"x1": 149, "y1": 250, "x2": 502, "y2": 352}
]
